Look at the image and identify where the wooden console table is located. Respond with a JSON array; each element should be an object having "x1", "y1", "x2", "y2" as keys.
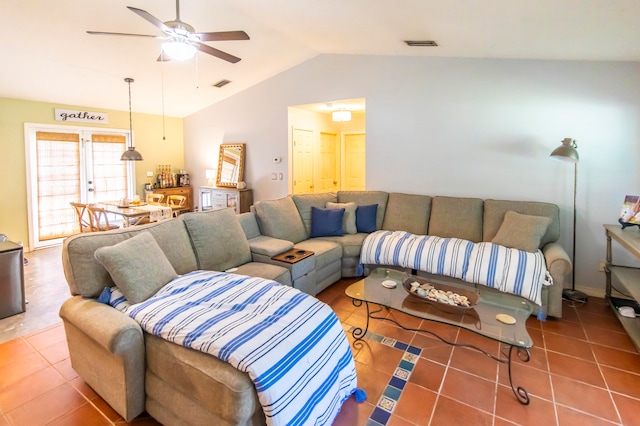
[{"x1": 604, "y1": 224, "x2": 640, "y2": 351}]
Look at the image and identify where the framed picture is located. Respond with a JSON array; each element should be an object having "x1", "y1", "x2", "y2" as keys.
[{"x1": 619, "y1": 195, "x2": 640, "y2": 227}]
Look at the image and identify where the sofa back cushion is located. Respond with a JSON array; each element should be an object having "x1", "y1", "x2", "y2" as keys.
[
  {"x1": 292, "y1": 192, "x2": 338, "y2": 237},
  {"x1": 182, "y1": 208, "x2": 252, "y2": 271},
  {"x1": 483, "y1": 199, "x2": 560, "y2": 246},
  {"x1": 338, "y1": 191, "x2": 389, "y2": 231},
  {"x1": 428, "y1": 196, "x2": 484, "y2": 242},
  {"x1": 62, "y1": 217, "x2": 197, "y2": 298},
  {"x1": 382, "y1": 193, "x2": 432, "y2": 235},
  {"x1": 253, "y1": 196, "x2": 307, "y2": 243},
  {"x1": 237, "y1": 212, "x2": 261, "y2": 240}
]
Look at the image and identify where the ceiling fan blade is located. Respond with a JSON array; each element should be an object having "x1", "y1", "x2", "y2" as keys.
[
  {"x1": 87, "y1": 30, "x2": 162, "y2": 38},
  {"x1": 197, "y1": 43, "x2": 241, "y2": 63},
  {"x1": 195, "y1": 31, "x2": 250, "y2": 42},
  {"x1": 127, "y1": 6, "x2": 174, "y2": 34}
]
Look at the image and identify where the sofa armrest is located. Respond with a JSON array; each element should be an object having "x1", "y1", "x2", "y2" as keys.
[
  {"x1": 60, "y1": 296, "x2": 143, "y2": 354},
  {"x1": 247, "y1": 236, "x2": 294, "y2": 257},
  {"x1": 59, "y1": 296, "x2": 145, "y2": 421},
  {"x1": 541, "y1": 242, "x2": 572, "y2": 318}
]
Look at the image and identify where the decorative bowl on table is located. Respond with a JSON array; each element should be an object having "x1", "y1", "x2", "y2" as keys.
[{"x1": 402, "y1": 276, "x2": 479, "y2": 312}]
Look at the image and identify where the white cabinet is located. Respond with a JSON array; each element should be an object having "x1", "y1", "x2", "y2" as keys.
[{"x1": 199, "y1": 186, "x2": 252, "y2": 214}]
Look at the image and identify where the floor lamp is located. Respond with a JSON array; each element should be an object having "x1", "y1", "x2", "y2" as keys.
[{"x1": 550, "y1": 138, "x2": 588, "y2": 303}]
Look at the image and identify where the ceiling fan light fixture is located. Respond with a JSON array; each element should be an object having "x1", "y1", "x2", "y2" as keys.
[{"x1": 162, "y1": 39, "x2": 197, "y2": 61}]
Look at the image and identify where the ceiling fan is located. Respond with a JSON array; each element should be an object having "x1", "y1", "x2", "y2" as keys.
[{"x1": 87, "y1": 0, "x2": 249, "y2": 63}]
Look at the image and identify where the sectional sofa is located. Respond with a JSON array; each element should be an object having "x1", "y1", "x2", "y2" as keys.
[{"x1": 59, "y1": 190, "x2": 570, "y2": 425}]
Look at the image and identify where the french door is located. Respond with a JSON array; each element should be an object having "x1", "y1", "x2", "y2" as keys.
[{"x1": 25, "y1": 123, "x2": 135, "y2": 249}]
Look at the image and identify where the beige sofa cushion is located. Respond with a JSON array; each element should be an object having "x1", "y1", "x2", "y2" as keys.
[
  {"x1": 382, "y1": 193, "x2": 431, "y2": 235},
  {"x1": 94, "y1": 232, "x2": 177, "y2": 304},
  {"x1": 254, "y1": 196, "x2": 308, "y2": 243},
  {"x1": 182, "y1": 208, "x2": 252, "y2": 271},
  {"x1": 483, "y1": 199, "x2": 560, "y2": 246},
  {"x1": 428, "y1": 196, "x2": 484, "y2": 242},
  {"x1": 491, "y1": 210, "x2": 552, "y2": 252},
  {"x1": 326, "y1": 202, "x2": 357, "y2": 234}
]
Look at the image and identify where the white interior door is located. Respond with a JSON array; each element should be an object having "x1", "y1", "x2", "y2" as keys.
[
  {"x1": 343, "y1": 133, "x2": 366, "y2": 190},
  {"x1": 292, "y1": 128, "x2": 314, "y2": 194},
  {"x1": 316, "y1": 132, "x2": 339, "y2": 193}
]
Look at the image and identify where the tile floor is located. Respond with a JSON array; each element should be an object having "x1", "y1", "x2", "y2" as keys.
[{"x1": 1, "y1": 246, "x2": 640, "y2": 425}]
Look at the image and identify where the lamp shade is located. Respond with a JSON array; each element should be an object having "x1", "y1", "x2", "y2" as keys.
[
  {"x1": 120, "y1": 147, "x2": 144, "y2": 161},
  {"x1": 162, "y1": 40, "x2": 197, "y2": 61},
  {"x1": 550, "y1": 138, "x2": 579, "y2": 163}
]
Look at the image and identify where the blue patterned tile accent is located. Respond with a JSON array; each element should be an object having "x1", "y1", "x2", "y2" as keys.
[{"x1": 349, "y1": 327, "x2": 422, "y2": 425}]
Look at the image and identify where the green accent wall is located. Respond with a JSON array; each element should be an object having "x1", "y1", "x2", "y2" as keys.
[{"x1": 0, "y1": 97, "x2": 184, "y2": 249}]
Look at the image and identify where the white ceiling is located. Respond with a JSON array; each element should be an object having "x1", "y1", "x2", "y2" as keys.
[{"x1": 1, "y1": 0, "x2": 639, "y2": 118}]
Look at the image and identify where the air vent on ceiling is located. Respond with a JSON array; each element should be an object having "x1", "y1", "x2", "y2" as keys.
[
  {"x1": 404, "y1": 40, "x2": 438, "y2": 47},
  {"x1": 213, "y1": 79, "x2": 231, "y2": 88}
]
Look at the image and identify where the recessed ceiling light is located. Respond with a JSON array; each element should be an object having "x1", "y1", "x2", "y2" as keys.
[
  {"x1": 404, "y1": 40, "x2": 438, "y2": 47},
  {"x1": 213, "y1": 79, "x2": 231, "y2": 88}
]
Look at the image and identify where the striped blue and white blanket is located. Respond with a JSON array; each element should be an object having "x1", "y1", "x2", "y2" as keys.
[
  {"x1": 108, "y1": 270, "x2": 358, "y2": 426},
  {"x1": 360, "y1": 230, "x2": 551, "y2": 306}
]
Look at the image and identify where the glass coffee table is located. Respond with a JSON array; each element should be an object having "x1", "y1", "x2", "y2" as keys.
[{"x1": 345, "y1": 268, "x2": 535, "y2": 404}]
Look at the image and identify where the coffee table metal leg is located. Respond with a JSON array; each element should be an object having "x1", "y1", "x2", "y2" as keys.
[
  {"x1": 506, "y1": 345, "x2": 530, "y2": 405},
  {"x1": 350, "y1": 299, "x2": 369, "y2": 340}
]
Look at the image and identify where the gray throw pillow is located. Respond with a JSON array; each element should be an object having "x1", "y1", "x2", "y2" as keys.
[
  {"x1": 94, "y1": 232, "x2": 177, "y2": 304},
  {"x1": 491, "y1": 210, "x2": 552, "y2": 252},
  {"x1": 326, "y1": 201, "x2": 357, "y2": 234}
]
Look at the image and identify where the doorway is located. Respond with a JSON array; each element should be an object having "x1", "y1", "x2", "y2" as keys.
[
  {"x1": 289, "y1": 98, "x2": 365, "y2": 194},
  {"x1": 24, "y1": 123, "x2": 134, "y2": 248}
]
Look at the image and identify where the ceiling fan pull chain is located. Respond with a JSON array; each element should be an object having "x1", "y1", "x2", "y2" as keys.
[
  {"x1": 161, "y1": 51, "x2": 166, "y2": 141},
  {"x1": 195, "y1": 52, "x2": 199, "y2": 89}
]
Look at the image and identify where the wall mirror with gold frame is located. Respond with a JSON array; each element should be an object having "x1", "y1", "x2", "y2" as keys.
[{"x1": 216, "y1": 143, "x2": 245, "y2": 187}]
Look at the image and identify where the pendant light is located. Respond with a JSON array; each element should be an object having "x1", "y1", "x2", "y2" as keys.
[{"x1": 121, "y1": 77, "x2": 144, "y2": 161}]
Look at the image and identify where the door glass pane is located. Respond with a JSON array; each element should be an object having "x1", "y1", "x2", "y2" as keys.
[
  {"x1": 91, "y1": 134, "x2": 128, "y2": 202},
  {"x1": 35, "y1": 132, "x2": 80, "y2": 240}
]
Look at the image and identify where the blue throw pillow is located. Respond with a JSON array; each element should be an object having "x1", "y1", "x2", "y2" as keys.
[
  {"x1": 356, "y1": 204, "x2": 378, "y2": 233},
  {"x1": 310, "y1": 207, "x2": 345, "y2": 237}
]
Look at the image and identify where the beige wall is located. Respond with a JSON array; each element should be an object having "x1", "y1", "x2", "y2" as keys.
[{"x1": 0, "y1": 97, "x2": 184, "y2": 250}]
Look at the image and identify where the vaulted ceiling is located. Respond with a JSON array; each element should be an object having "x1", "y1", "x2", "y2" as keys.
[{"x1": 1, "y1": 0, "x2": 639, "y2": 117}]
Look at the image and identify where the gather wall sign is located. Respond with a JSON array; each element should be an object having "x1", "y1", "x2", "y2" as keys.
[{"x1": 54, "y1": 108, "x2": 108, "y2": 124}]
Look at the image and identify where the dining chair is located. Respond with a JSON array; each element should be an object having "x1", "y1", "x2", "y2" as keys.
[
  {"x1": 69, "y1": 202, "x2": 92, "y2": 233},
  {"x1": 167, "y1": 195, "x2": 188, "y2": 216},
  {"x1": 146, "y1": 193, "x2": 164, "y2": 203},
  {"x1": 86, "y1": 205, "x2": 120, "y2": 232}
]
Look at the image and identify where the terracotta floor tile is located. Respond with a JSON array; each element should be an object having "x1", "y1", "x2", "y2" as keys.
[
  {"x1": 547, "y1": 351, "x2": 606, "y2": 387},
  {"x1": 610, "y1": 392, "x2": 640, "y2": 426},
  {"x1": 586, "y1": 327, "x2": 638, "y2": 353},
  {"x1": 393, "y1": 382, "x2": 437, "y2": 425},
  {"x1": 513, "y1": 345, "x2": 548, "y2": 372},
  {"x1": 449, "y1": 346, "x2": 499, "y2": 381},
  {"x1": 440, "y1": 368, "x2": 496, "y2": 413},
  {"x1": 385, "y1": 309, "x2": 424, "y2": 330},
  {"x1": 407, "y1": 357, "x2": 445, "y2": 393},
  {"x1": 354, "y1": 340, "x2": 404, "y2": 375},
  {"x1": 410, "y1": 333, "x2": 453, "y2": 365},
  {"x1": 37, "y1": 339, "x2": 70, "y2": 364},
  {"x1": 0, "y1": 338, "x2": 35, "y2": 368},
  {"x1": 551, "y1": 374, "x2": 619, "y2": 422},
  {"x1": 0, "y1": 365, "x2": 66, "y2": 412},
  {"x1": 559, "y1": 303, "x2": 581, "y2": 324},
  {"x1": 600, "y1": 365, "x2": 640, "y2": 399},
  {"x1": 578, "y1": 310, "x2": 626, "y2": 333},
  {"x1": 541, "y1": 318, "x2": 587, "y2": 341},
  {"x1": 24, "y1": 323, "x2": 66, "y2": 351},
  {"x1": 45, "y1": 402, "x2": 112, "y2": 426},
  {"x1": 5, "y1": 383, "x2": 86, "y2": 426},
  {"x1": 544, "y1": 332, "x2": 595, "y2": 361},
  {"x1": 591, "y1": 343, "x2": 640, "y2": 374},
  {"x1": 0, "y1": 351, "x2": 49, "y2": 387},
  {"x1": 495, "y1": 384, "x2": 556, "y2": 426},
  {"x1": 91, "y1": 395, "x2": 125, "y2": 422},
  {"x1": 430, "y1": 395, "x2": 493, "y2": 426},
  {"x1": 370, "y1": 319, "x2": 417, "y2": 344},
  {"x1": 387, "y1": 414, "x2": 416, "y2": 426},
  {"x1": 526, "y1": 327, "x2": 544, "y2": 349},
  {"x1": 456, "y1": 328, "x2": 501, "y2": 356},
  {"x1": 555, "y1": 405, "x2": 621, "y2": 426},
  {"x1": 497, "y1": 360, "x2": 553, "y2": 400},
  {"x1": 417, "y1": 321, "x2": 460, "y2": 343},
  {"x1": 69, "y1": 377, "x2": 99, "y2": 400},
  {"x1": 354, "y1": 361, "x2": 389, "y2": 403},
  {"x1": 0, "y1": 414, "x2": 8, "y2": 426}
]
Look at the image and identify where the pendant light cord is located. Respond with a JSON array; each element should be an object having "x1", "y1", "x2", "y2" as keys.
[
  {"x1": 126, "y1": 77, "x2": 133, "y2": 147},
  {"x1": 161, "y1": 55, "x2": 166, "y2": 140}
]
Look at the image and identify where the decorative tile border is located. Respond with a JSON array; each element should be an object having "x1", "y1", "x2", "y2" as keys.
[{"x1": 349, "y1": 327, "x2": 422, "y2": 426}]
